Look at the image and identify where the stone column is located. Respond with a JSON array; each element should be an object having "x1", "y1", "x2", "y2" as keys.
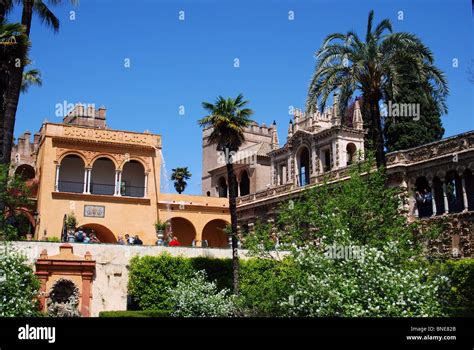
[
  {"x1": 442, "y1": 181, "x2": 449, "y2": 214},
  {"x1": 86, "y1": 169, "x2": 91, "y2": 194},
  {"x1": 83, "y1": 168, "x2": 88, "y2": 194},
  {"x1": 54, "y1": 164, "x2": 60, "y2": 191},
  {"x1": 461, "y1": 176, "x2": 469, "y2": 211},
  {"x1": 117, "y1": 171, "x2": 122, "y2": 196},
  {"x1": 144, "y1": 173, "x2": 148, "y2": 198}
]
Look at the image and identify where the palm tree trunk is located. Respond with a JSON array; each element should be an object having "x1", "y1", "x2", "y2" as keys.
[
  {"x1": 1, "y1": 0, "x2": 33, "y2": 165},
  {"x1": 226, "y1": 160, "x2": 239, "y2": 295},
  {"x1": 368, "y1": 93, "x2": 386, "y2": 169}
]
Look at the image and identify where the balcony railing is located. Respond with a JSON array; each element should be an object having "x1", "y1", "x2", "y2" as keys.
[
  {"x1": 58, "y1": 180, "x2": 83, "y2": 193},
  {"x1": 57, "y1": 180, "x2": 145, "y2": 197}
]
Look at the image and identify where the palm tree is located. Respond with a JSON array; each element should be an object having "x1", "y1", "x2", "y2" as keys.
[
  {"x1": 1, "y1": 0, "x2": 77, "y2": 165},
  {"x1": 306, "y1": 10, "x2": 448, "y2": 168},
  {"x1": 171, "y1": 167, "x2": 192, "y2": 194},
  {"x1": 198, "y1": 94, "x2": 253, "y2": 294},
  {"x1": 0, "y1": 18, "x2": 30, "y2": 163}
]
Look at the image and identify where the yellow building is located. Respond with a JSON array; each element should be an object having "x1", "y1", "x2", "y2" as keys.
[{"x1": 25, "y1": 105, "x2": 230, "y2": 247}]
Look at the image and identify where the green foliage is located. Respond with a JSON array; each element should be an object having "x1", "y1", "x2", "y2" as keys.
[
  {"x1": 170, "y1": 167, "x2": 192, "y2": 194},
  {"x1": 239, "y1": 257, "x2": 300, "y2": 316},
  {"x1": 128, "y1": 254, "x2": 194, "y2": 311},
  {"x1": 190, "y1": 257, "x2": 232, "y2": 291},
  {"x1": 99, "y1": 310, "x2": 171, "y2": 317},
  {"x1": 154, "y1": 219, "x2": 169, "y2": 232},
  {"x1": 167, "y1": 270, "x2": 235, "y2": 317},
  {"x1": 65, "y1": 212, "x2": 77, "y2": 229},
  {"x1": 432, "y1": 259, "x2": 474, "y2": 317},
  {"x1": 0, "y1": 164, "x2": 33, "y2": 241},
  {"x1": 0, "y1": 244, "x2": 40, "y2": 316}
]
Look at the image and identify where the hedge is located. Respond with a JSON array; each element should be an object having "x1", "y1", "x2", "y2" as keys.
[
  {"x1": 128, "y1": 254, "x2": 474, "y2": 317},
  {"x1": 99, "y1": 310, "x2": 170, "y2": 317}
]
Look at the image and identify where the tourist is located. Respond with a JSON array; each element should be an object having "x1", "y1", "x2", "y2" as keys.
[
  {"x1": 75, "y1": 227, "x2": 85, "y2": 243},
  {"x1": 125, "y1": 234, "x2": 134, "y2": 245},
  {"x1": 117, "y1": 235, "x2": 125, "y2": 245},
  {"x1": 133, "y1": 235, "x2": 143, "y2": 245},
  {"x1": 415, "y1": 191, "x2": 424, "y2": 204},
  {"x1": 83, "y1": 232, "x2": 91, "y2": 244},
  {"x1": 424, "y1": 188, "x2": 433, "y2": 203},
  {"x1": 169, "y1": 236, "x2": 181, "y2": 247},
  {"x1": 90, "y1": 231, "x2": 100, "y2": 243},
  {"x1": 67, "y1": 230, "x2": 76, "y2": 243}
]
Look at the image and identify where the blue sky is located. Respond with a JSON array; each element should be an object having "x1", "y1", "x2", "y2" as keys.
[{"x1": 8, "y1": 0, "x2": 474, "y2": 194}]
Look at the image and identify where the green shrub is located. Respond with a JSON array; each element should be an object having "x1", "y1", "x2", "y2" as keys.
[
  {"x1": 190, "y1": 257, "x2": 232, "y2": 291},
  {"x1": 438, "y1": 259, "x2": 474, "y2": 317},
  {"x1": 168, "y1": 270, "x2": 235, "y2": 317},
  {"x1": 239, "y1": 257, "x2": 299, "y2": 316},
  {"x1": 99, "y1": 310, "x2": 170, "y2": 317},
  {"x1": 0, "y1": 244, "x2": 40, "y2": 316},
  {"x1": 128, "y1": 254, "x2": 194, "y2": 311}
]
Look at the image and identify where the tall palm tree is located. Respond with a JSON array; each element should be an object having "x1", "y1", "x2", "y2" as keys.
[
  {"x1": 198, "y1": 94, "x2": 253, "y2": 294},
  {"x1": 306, "y1": 10, "x2": 448, "y2": 168},
  {"x1": 1, "y1": 0, "x2": 76, "y2": 165},
  {"x1": 0, "y1": 18, "x2": 30, "y2": 163},
  {"x1": 171, "y1": 167, "x2": 192, "y2": 194}
]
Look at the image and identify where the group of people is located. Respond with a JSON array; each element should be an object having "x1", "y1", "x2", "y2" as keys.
[
  {"x1": 66, "y1": 227, "x2": 101, "y2": 244},
  {"x1": 117, "y1": 234, "x2": 143, "y2": 245},
  {"x1": 415, "y1": 188, "x2": 434, "y2": 217}
]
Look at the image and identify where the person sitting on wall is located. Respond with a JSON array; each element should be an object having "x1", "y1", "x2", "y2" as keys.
[
  {"x1": 169, "y1": 236, "x2": 181, "y2": 247},
  {"x1": 83, "y1": 232, "x2": 91, "y2": 244},
  {"x1": 117, "y1": 235, "x2": 125, "y2": 245},
  {"x1": 67, "y1": 230, "x2": 76, "y2": 243},
  {"x1": 124, "y1": 234, "x2": 134, "y2": 245},
  {"x1": 90, "y1": 230, "x2": 100, "y2": 243},
  {"x1": 75, "y1": 227, "x2": 85, "y2": 243},
  {"x1": 133, "y1": 235, "x2": 143, "y2": 245}
]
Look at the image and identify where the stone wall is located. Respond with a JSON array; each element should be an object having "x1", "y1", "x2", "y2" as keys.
[{"x1": 13, "y1": 242, "x2": 239, "y2": 317}]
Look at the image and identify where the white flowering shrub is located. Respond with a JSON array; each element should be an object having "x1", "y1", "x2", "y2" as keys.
[
  {"x1": 167, "y1": 270, "x2": 235, "y2": 317},
  {"x1": 280, "y1": 246, "x2": 448, "y2": 317},
  {"x1": 0, "y1": 245, "x2": 40, "y2": 316}
]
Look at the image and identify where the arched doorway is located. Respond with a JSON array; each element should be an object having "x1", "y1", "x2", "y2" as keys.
[
  {"x1": 15, "y1": 164, "x2": 35, "y2": 180},
  {"x1": 217, "y1": 177, "x2": 228, "y2": 198},
  {"x1": 445, "y1": 170, "x2": 463, "y2": 213},
  {"x1": 169, "y1": 217, "x2": 196, "y2": 246},
  {"x1": 239, "y1": 170, "x2": 250, "y2": 196},
  {"x1": 297, "y1": 147, "x2": 310, "y2": 186},
  {"x1": 122, "y1": 160, "x2": 145, "y2": 197},
  {"x1": 58, "y1": 155, "x2": 85, "y2": 193},
  {"x1": 202, "y1": 219, "x2": 229, "y2": 248},
  {"x1": 91, "y1": 157, "x2": 115, "y2": 195},
  {"x1": 346, "y1": 143, "x2": 357, "y2": 166},
  {"x1": 433, "y1": 177, "x2": 444, "y2": 215},
  {"x1": 81, "y1": 223, "x2": 116, "y2": 243}
]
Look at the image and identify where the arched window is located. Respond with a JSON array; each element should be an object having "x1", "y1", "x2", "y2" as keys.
[
  {"x1": 445, "y1": 170, "x2": 463, "y2": 213},
  {"x1": 91, "y1": 157, "x2": 115, "y2": 195},
  {"x1": 218, "y1": 177, "x2": 228, "y2": 198},
  {"x1": 297, "y1": 147, "x2": 310, "y2": 186},
  {"x1": 239, "y1": 170, "x2": 250, "y2": 196},
  {"x1": 15, "y1": 164, "x2": 35, "y2": 180},
  {"x1": 346, "y1": 143, "x2": 357, "y2": 166},
  {"x1": 415, "y1": 176, "x2": 433, "y2": 218},
  {"x1": 58, "y1": 155, "x2": 85, "y2": 193},
  {"x1": 121, "y1": 160, "x2": 145, "y2": 197}
]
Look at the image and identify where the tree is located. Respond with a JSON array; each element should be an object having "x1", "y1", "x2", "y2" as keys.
[
  {"x1": 198, "y1": 94, "x2": 254, "y2": 294},
  {"x1": 244, "y1": 157, "x2": 447, "y2": 316},
  {"x1": 0, "y1": 244, "x2": 40, "y2": 316},
  {"x1": 306, "y1": 10, "x2": 448, "y2": 168},
  {"x1": 384, "y1": 63, "x2": 444, "y2": 151},
  {"x1": 0, "y1": 164, "x2": 33, "y2": 240},
  {"x1": 1, "y1": 0, "x2": 77, "y2": 166},
  {"x1": 170, "y1": 167, "x2": 192, "y2": 194}
]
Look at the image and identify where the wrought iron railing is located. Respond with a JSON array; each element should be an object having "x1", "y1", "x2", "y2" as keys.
[
  {"x1": 90, "y1": 183, "x2": 115, "y2": 196},
  {"x1": 58, "y1": 180, "x2": 83, "y2": 193}
]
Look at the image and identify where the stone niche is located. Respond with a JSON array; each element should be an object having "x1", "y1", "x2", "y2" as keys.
[{"x1": 35, "y1": 244, "x2": 96, "y2": 317}]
